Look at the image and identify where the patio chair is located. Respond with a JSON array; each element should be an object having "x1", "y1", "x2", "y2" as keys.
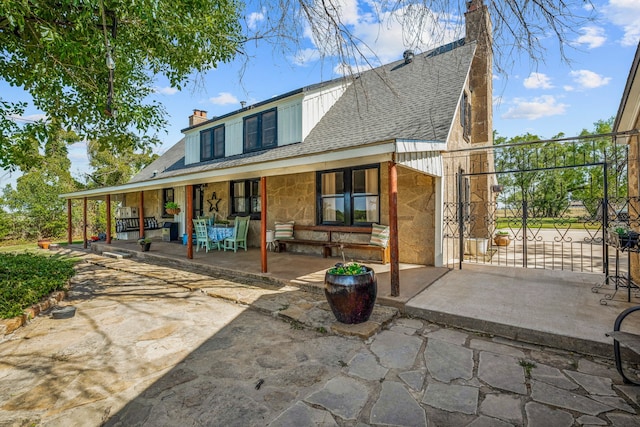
[
  {"x1": 193, "y1": 219, "x2": 216, "y2": 252},
  {"x1": 222, "y1": 216, "x2": 250, "y2": 252}
]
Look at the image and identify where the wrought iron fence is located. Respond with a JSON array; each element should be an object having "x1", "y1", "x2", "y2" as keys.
[{"x1": 443, "y1": 132, "x2": 633, "y2": 273}]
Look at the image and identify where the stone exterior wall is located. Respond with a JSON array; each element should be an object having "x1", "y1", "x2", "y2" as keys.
[
  {"x1": 117, "y1": 167, "x2": 436, "y2": 265},
  {"x1": 122, "y1": 190, "x2": 162, "y2": 218},
  {"x1": 246, "y1": 173, "x2": 317, "y2": 248},
  {"x1": 396, "y1": 166, "x2": 436, "y2": 265}
]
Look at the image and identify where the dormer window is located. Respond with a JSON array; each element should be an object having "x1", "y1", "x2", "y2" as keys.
[
  {"x1": 200, "y1": 125, "x2": 225, "y2": 161},
  {"x1": 244, "y1": 108, "x2": 277, "y2": 153}
]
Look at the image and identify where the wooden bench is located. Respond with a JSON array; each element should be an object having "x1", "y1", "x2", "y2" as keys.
[
  {"x1": 115, "y1": 217, "x2": 162, "y2": 240},
  {"x1": 277, "y1": 225, "x2": 390, "y2": 264},
  {"x1": 607, "y1": 305, "x2": 640, "y2": 385}
]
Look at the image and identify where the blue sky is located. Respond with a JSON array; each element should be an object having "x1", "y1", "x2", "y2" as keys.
[{"x1": 2, "y1": 0, "x2": 640, "y2": 187}]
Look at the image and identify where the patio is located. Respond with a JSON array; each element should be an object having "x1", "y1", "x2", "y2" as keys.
[
  {"x1": 87, "y1": 238, "x2": 640, "y2": 359},
  {"x1": 89, "y1": 238, "x2": 449, "y2": 311}
]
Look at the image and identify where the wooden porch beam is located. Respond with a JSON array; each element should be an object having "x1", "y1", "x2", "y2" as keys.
[
  {"x1": 261, "y1": 176, "x2": 267, "y2": 273},
  {"x1": 106, "y1": 194, "x2": 112, "y2": 244},
  {"x1": 186, "y1": 185, "x2": 193, "y2": 259},
  {"x1": 389, "y1": 160, "x2": 400, "y2": 296},
  {"x1": 67, "y1": 199, "x2": 72, "y2": 245},
  {"x1": 138, "y1": 191, "x2": 144, "y2": 239},
  {"x1": 83, "y1": 197, "x2": 88, "y2": 249}
]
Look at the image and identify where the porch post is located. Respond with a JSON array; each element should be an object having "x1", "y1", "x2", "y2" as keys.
[
  {"x1": 106, "y1": 194, "x2": 112, "y2": 244},
  {"x1": 67, "y1": 199, "x2": 72, "y2": 245},
  {"x1": 389, "y1": 160, "x2": 400, "y2": 296},
  {"x1": 138, "y1": 191, "x2": 144, "y2": 239},
  {"x1": 186, "y1": 185, "x2": 193, "y2": 259},
  {"x1": 83, "y1": 197, "x2": 88, "y2": 249},
  {"x1": 261, "y1": 176, "x2": 267, "y2": 273}
]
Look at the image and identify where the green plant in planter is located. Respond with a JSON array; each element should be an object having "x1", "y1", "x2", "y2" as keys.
[
  {"x1": 324, "y1": 262, "x2": 376, "y2": 324},
  {"x1": 164, "y1": 201, "x2": 180, "y2": 210},
  {"x1": 327, "y1": 262, "x2": 367, "y2": 275},
  {"x1": 615, "y1": 227, "x2": 628, "y2": 236},
  {"x1": 137, "y1": 237, "x2": 152, "y2": 245},
  {"x1": 495, "y1": 230, "x2": 509, "y2": 236}
]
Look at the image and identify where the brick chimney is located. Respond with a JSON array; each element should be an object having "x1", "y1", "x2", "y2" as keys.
[{"x1": 189, "y1": 109, "x2": 208, "y2": 127}]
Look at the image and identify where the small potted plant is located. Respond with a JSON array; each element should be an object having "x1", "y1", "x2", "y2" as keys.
[
  {"x1": 494, "y1": 230, "x2": 510, "y2": 246},
  {"x1": 138, "y1": 237, "x2": 152, "y2": 252},
  {"x1": 165, "y1": 201, "x2": 181, "y2": 215},
  {"x1": 614, "y1": 227, "x2": 639, "y2": 248},
  {"x1": 324, "y1": 262, "x2": 377, "y2": 324},
  {"x1": 37, "y1": 238, "x2": 52, "y2": 250}
]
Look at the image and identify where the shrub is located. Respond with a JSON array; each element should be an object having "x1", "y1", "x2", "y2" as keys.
[{"x1": 0, "y1": 253, "x2": 76, "y2": 319}]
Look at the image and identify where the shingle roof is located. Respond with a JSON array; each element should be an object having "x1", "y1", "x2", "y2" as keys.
[
  {"x1": 130, "y1": 39, "x2": 476, "y2": 183},
  {"x1": 305, "y1": 40, "x2": 475, "y2": 148}
]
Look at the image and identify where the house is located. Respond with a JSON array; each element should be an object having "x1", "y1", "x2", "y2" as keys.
[
  {"x1": 62, "y1": 0, "x2": 494, "y2": 294},
  {"x1": 613, "y1": 41, "x2": 640, "y2": 282}
]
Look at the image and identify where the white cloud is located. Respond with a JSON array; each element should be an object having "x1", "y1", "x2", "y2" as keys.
[
  {"x1": 299, "y1": 1, "x2": 462, "y2": 67},
  {"x1": 155, "y1": 86, "x2": 178, "y2": 95},
  {"x1": 291, "y1": 48, "x2": 321, "y2": 66},
  {"x1": 502, "y1": 95, "x2": 567, "y2": 120},
  {"x1": 569, "y1": 69, "x2": 611, "y2": 89},
  {"x1": 605, "y1": 0, "x2": 640, "y2": 46},
  {"x1": 563, "y1": 85, "x2": 575, "y2": 92},
  {"x1": 574, "y1": 26, "x2": 606, "y2": 49},
  {"x1": 8, "y1": 113, "x2": 47, "y2": 123},
  {"x1": 523, "y1": 72, "x2": 553, "y2": 89},
  {"x1": 247, "y1": 10, "x2": 265, "y2": 30},
  {"x1": 209, "y1": 92, "x2": 239, "y2": 105}
]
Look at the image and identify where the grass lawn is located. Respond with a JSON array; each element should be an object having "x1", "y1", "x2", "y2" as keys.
[{"x1": 0, "y1": 252, "x2": 78, "y2": 319}]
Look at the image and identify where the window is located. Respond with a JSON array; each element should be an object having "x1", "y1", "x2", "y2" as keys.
[
  {"x1": 243, "y1": 109, "x2": 277, "y2": 152},
  {"x1": 317, "y1": 165, "x2": 379, "y2": 226},
  {"x1": 193, "y1": 185, "x2": 205, "y2": 218},
  {"x1": 162, "y1": 188, "x2": 174, "y2": 217},
  {"x1": 200, "y1": 125, "x2": 225, "y2": 161},
  {"x1": 461, "y1": 91, "x2": 471, "y2": 141},
  {"x1": 231, "y1": 179, "x2": 261, "y2": 218}
]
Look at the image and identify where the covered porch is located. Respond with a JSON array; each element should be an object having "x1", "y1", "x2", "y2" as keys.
[{"x1": 88, "y1": 238, "x2": 448, "y2": 310}]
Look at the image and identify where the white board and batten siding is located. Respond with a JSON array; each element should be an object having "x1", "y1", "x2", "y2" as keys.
[
  {"x1": 301, "y1": 83, "x2": 347, "y2": 140},
  {"x1": 183, "y1": 81, "x2": 347, "y2": 166}
]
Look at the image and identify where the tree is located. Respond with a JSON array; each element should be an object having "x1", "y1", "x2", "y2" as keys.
[
  {"x1": 1, "y1": 128, "x2": 82, "y2": 239},
  {"x1": 0, "y1": 0, "x2": 242, "y2": 170},
  {"x1": 494, "y1": 118, "x2": 624, "y2": 219},
  {"x1": 1, "y1": 0, "x2": 594, "y2": 170},
  {"x1": 83, "y1": 138, "x2": 158, "y2": 235},
  {"x1": 85, "y1": 138, "x2": 158, "y2": 188}
]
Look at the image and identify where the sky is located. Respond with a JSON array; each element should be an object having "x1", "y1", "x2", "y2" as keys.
[{"x1": 1, "y1": 0, "x2": 640, "y2": 188}]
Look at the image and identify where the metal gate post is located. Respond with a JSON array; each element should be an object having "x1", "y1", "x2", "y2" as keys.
[
  {"x1": 603, "y1": 161, "x2": 609, "y2": 281},
  {"x1": 522, "y1": 199, "x2": 528, "y2": 268},
  {"x1": 458, "y1": 172, "x2": 465, "y2": 269}
]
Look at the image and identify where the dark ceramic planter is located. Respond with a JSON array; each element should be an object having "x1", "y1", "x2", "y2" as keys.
[
  {"x1": 140, "y1": 243, "x2": 151, "y2": 252},
  {"x1": 324, "y1": 267, "x2": 377, "y2": 324}
]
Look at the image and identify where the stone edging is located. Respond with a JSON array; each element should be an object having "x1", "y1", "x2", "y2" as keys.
[{"x1": 0, "y1": 290, "x2": 67, "y2": 337}]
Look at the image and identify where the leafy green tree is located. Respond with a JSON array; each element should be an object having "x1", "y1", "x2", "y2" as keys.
[
  {"x1": 1, "y1": 128, "x2": 82, "y2": 239},
  {"x1": 1, "y1": 0, "x2": 597, "y2": 171},
  {"x1": 82, "y1": 138, "x2": 158, "y2": 235},
  {"x1": 85, "y1": 138, "x2": 158, "y2": 188},
  {"x1": 495, "y1": 118, "x2": 624, "y2": 219},
  {"x1": 0, "y1": 0, "x2": 241, "y2": 170}
]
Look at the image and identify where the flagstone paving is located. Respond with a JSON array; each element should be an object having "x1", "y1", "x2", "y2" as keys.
[{"x1": 0, "y1": 252, "x2": 639, "y2": 426}]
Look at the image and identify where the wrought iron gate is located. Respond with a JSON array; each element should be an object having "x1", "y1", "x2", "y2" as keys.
[{"x1": 442, "y1": 133, "x2": 631, "y2": 272}]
